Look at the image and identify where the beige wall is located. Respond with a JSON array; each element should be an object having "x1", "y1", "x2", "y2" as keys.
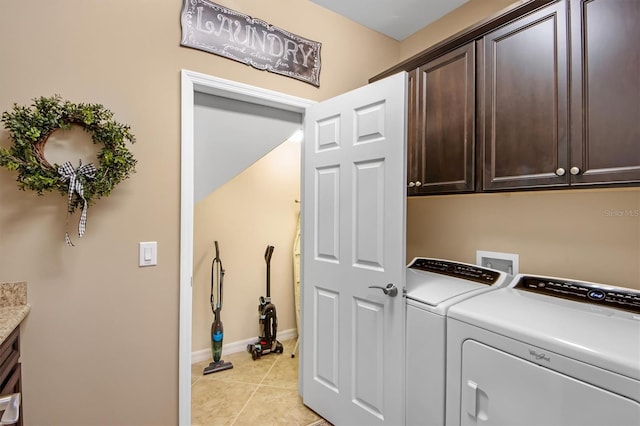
[
  {"x1": 408, "y1": 188, "x2": 640, "y2": 290},
  {"x1": 1, "y1": 1, "x2": 638, "y2": 425},
  {"x1": 0, "y1": 1, "x2": 398, "y2": 425},
  {"x1": 401, "y1": 0, "x2": 640, "y2": 291},
  {"x1": 193, "y1": 140, "x2": 301, "y2": 352}
]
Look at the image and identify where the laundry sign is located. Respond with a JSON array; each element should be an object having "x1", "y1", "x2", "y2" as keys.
[{"x1": 180, "y1": 0, "x2": 322, "y2": 87}]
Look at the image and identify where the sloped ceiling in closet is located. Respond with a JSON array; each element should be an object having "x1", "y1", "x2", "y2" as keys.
[{"x1": 194, "y1": 92, "x2": 302, "y2": 202}]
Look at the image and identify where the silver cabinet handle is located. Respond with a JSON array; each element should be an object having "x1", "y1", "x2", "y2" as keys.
[
  {"x1": 0, "y1": 393, "x2": 20, "y2": 425},
  {"x1": 368, "y1": 283, "x2": 398, "y2": 297},
  {"x1": 555, "y1": 168, "x2": 566, "y2": 176},
  {"x1": 570, "y1": 166, "x2": 581, "y2": 175}
]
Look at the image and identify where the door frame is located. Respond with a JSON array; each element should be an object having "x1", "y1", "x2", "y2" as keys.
[{"x1": 179, "y1": 69, "x2": 313, "y2": 425}]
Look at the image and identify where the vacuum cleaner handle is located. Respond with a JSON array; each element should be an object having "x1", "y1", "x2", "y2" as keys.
[
  {"x1": 264, "y1": 245, "x2": 274, "y2": 263},
  {"x1": 211, "y1": 241, "x2": 225, "y2": 310},
  {"x1": 265, "y1": 245, "x2": 274, "y2": 297}
]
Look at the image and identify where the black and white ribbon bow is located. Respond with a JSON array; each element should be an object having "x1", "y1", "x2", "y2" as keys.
[{"x1": 58, "y1": 160, "x2": 97, "y2": 246}]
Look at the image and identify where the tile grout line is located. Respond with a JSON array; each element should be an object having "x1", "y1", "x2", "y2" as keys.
[
  {"x1": 230, "y1": 355, "x2": 281, "y2": 425},
  {"x1": 192, "y1": 341, "x2": 301, "y2": 425},
  {"x1": 229, "y1": 383, "x2": 259, "y2": 426}
]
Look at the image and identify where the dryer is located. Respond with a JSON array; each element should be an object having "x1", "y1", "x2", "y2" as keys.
[
  {"x1": 445, "y1": 274, "x2": 640, "y2": 426},
  {"x1": 405, "y1": 258, "x2": 511, "y2": 426}
]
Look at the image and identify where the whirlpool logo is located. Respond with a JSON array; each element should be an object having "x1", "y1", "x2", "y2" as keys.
[{"x1": 528, "y1": 349, "x2": 551, "y2": 362}]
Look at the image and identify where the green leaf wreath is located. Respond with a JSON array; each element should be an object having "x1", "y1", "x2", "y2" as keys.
[{"x1": 0, "y1": 95, "x2": 136, "y2": 212}]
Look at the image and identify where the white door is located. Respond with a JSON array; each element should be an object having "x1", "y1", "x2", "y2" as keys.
[{"x1": 301, "y1": 72, "x2": 407, "y2": 426}]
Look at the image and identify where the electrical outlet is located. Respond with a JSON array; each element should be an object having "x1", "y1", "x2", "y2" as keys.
[{"x1": 476, "y1": 250, "x2": 518, "y2": 275}]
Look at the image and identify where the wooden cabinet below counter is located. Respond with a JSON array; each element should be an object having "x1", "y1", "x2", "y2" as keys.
[{"x1": 0, "y1": 327, "x2": 22, "y2": 426}]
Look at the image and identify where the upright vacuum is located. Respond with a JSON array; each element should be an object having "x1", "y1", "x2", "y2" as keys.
[
  {"x1": 203, "y1": 241, "x2": 233, "y2": 375},
  {"x1": 247, "y1": 245, "x2": 284, "y2": 360}
]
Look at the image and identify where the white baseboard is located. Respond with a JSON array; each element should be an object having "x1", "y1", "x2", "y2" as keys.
[{"x1": 191, "y1": 328, "x2": 298, "y2": 364}]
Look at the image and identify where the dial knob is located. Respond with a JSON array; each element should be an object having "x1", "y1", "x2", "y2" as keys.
[
  {"x1": 555, "y1": 168, "x2": 566, "y2": 176},
  {"x1": 570, "y1": 166, "x2": 580, "y2": 175}
]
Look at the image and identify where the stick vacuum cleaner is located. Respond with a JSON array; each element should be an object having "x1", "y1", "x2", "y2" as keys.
[
  {"x1": 203, "y1": 241, "x2": 233, "y2": 375},
  {"x1": 247, "y1": 245, "x2": 284, "y2": 360}
]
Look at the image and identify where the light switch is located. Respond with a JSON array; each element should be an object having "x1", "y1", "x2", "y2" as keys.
[{"x1": 139, "y1": 241, "x2": 157, "y2": 267}]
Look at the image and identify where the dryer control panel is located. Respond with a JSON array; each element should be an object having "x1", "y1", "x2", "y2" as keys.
[
  {"x1": 408, "y1": 258, "x2": 502, "y2": 286},
  {"x1": 515, "y1": 276, "x2": 640, "y2": 314}
]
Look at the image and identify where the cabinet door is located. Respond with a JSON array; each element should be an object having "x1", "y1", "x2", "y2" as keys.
[
  {"x1": 0, "y1": 328, "x2": 22, "y2": 426},
  {"x1": 569, "y1": 0, "x2": 640, "y2": 185},
  {"x1": 407, "y1": 68, "x2": 421, "y2": 195},
  {"x1": 482, "y1": 1, "x2": 569, "y2": 190},
  {"x1": 413, "y1": 42, "x2": 475, "y2": 194}
]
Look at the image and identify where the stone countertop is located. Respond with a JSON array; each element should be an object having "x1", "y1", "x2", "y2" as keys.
[
  {"x1": 0, "y1": 282, "x2": 30, "y2": 345},
  {"x1": 0, "y1": 305, "x2": 30, "y2": 344}
]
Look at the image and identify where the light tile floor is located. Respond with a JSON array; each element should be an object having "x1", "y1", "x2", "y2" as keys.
[{"x1": 191, "y1": 339, "x2": 326, "y2": 426}]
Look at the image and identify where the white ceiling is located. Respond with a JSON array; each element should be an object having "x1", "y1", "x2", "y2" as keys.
[{"x1": 309, "y1": 0, "x2": 470, "y2": 41}]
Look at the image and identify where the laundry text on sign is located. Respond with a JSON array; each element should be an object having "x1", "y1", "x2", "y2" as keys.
[{"x1": 180, "y1": 0, "x2": 321, "y2": 87}]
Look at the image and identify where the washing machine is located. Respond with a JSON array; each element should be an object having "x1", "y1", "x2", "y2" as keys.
[
  {"x1": 445, "y1": 273, "x2": 640, "y2": 426},
  {"x1": 405, "y1": 258, "x2": 512, "y2": 426}
]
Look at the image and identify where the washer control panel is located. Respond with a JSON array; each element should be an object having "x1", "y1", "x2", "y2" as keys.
[
  {"x1": 408, "y1": 258, "x2": 502, "y2": 286},
  {"x1": 515, "y1": 276, "x2": 640, "y2": 314}
]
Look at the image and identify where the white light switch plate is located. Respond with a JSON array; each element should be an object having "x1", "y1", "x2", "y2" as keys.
[{"x1": 139, "y1": 241, "x2": 157, "y2": 267}]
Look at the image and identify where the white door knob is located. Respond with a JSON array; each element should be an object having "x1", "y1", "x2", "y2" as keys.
[
  {"x1": 570, "y1": 166, "x2": 580, "y2": 175},
  {"x1": 555, "y1": 168, "x2": 566, "y2": 176},
  {"x1": 415, "y1": 181, "x2": 422, "y2": 187},
  {"x1": 408, "y1": 182, "x2": 415, "y2": 188}
]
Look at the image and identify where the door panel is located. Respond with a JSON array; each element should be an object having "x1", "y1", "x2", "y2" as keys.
[
  {"x1": 353, "y1": 297, "x2": 385, "y2": 417},
  {"x1": 354, "y1": 160, "x2": 385, "y2": 269},
  {"x1": 570, "y1": 0, "x2": 640, "y2": 184},
  {"x1": 482, "y1": 1, "x2": 569, "y2": 190},
  {"x1": 417, "y1": 42, "x2": 475, "y2": 193},
  {"x1": 302, "y1": 72, "x2": 407, "y2": 426},
  {"x1": 315, "y1": 288, "x2": 339, "y2": 390},
  {"x1": 406, "y1": 69, "x2": 421, "y2": 195},
  {"x1": 316, "y1": 167, "x2": 340, "y2": 261},
  {"x1": 355, "y1": 101, "x2": 386, "y2": 143},
  {"x1": 317, "y1": 115, "x2": 341, "y2": 150}
]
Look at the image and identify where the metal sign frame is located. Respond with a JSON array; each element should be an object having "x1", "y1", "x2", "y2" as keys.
[{"x1": 181, "y1": 0, "x2": 322, "y2": 87}]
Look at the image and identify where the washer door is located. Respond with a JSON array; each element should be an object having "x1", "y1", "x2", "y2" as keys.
[{"x1": 460, "y1": 340, "x2": 640, "y2": 426}]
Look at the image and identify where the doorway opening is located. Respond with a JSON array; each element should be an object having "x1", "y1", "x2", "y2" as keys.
[{"x1": 180, "y1": 69, "x2": 314, "y2": 425}]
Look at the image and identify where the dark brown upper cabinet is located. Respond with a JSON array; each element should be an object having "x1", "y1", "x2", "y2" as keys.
[
  {"x1": 569, "y1": 0, "x2": 640, "y2": 185},
  {"x1": 407, "y1": 68, "x2": 421, "y2": 196},
  {"x1": 482, "y1": 0, "x2": 640, "y2": 190},
  {"x1": 481, "y1": 0, "x2": 569, "y2": 190},
  {"x1": 408, "y1": 42, "x2": 476, "y2": 195},
  {"x1": 392, "y1": 0, "x2": 639, "y2": 196}
]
